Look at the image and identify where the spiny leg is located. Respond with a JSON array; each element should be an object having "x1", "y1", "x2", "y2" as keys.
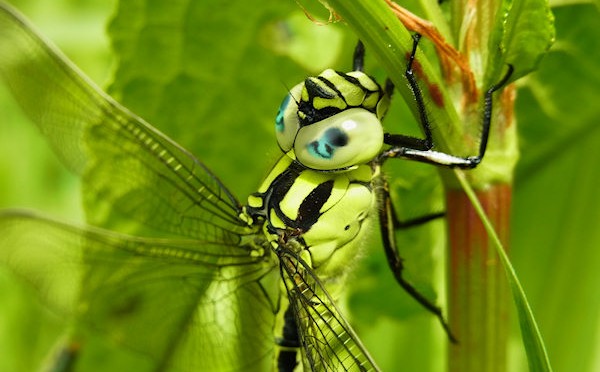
[
  {"x1": 373, "y1": 167, "x2": 457, "y2": 342},
  {"x1": 354, "y1": 41, "x2": 397, "y2": 118},
  {"x1": 384, "y1": 181, "x2": 445, "y2": 229},
  {"x1": 382, "y1": 33, "x2": 514, "y2": 168},
  {"x1": 383, "y1": 34, "x2": 433, "y2": 152},
  {"x1": 353, "y1": 40, "x2": 365, "y2": 72},
  {"x1": 394, "y1": 210, "x2": 445, "y2": 229},
  {"x1": 476, "y1": 64, "x2": 515, "y2": 164}
]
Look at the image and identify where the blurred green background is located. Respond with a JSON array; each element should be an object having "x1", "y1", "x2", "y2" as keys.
[{"x1": 0, "y1": 0, "x2": 599, "y2": 371}]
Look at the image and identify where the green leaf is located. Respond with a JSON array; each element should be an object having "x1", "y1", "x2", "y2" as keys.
[
  {"x1": 487, "y1": 0, "x2": 556, "y2": 82},
  {"x1": 105, "y1": 0, "x2": 328, "y2": 200},
  {"x1": 512, "y1": 4, "x2": 600, "y2": 372}
]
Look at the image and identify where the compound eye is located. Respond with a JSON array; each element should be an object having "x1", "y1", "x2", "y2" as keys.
[
  {"x1": 275, "y1": 83, "x2": 303, "y2": 152},
  {"x1": 294, "y1": 108, "x2": 383, "y2": 170}
]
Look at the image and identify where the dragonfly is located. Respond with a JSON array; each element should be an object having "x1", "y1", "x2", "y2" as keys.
[{"x1": 0, "y1": 3, "x2": 513, "y2": 372}]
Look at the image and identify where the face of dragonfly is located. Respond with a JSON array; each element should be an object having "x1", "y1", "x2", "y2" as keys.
[
  {"x1": 0, "y1": 3, "x2": 387, "y2": 372},
  {"x1": 275, "y1": 69, "x2": 389, "y2": 171}
]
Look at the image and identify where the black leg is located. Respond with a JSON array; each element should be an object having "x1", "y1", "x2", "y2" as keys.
[
  {"x1": 383, "y1": 34, "x2": 433, "y2": 152},
  {"x1": 395, "y1": 211, "x2": 445, "y2": 229},
  {"x1": 476, "y1": 64, "x2": 515, "y2": 164},
  {"x1": 383, "y1": 181, "x2": 444, "y2": 228},
  {"x1": 383, "y1": 33, "x2": 514, "y2": 169},
  {"x1": 384, "y1": 78, "x2": 395, "y2": 102},
  {"x1": 353, "y1": 40, "x2": 365, "y2": 72},
  {"x1": 373, "y1": 166, "x2": 457, "y2": 343}
]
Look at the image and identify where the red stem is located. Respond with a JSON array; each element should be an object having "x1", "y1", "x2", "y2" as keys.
[{"x1": 447, "y1": 185, "x2": 511, "y2": 372}]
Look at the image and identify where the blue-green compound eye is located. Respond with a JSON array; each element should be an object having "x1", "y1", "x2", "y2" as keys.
[
  {"x1": 308, "y1": 128, "x2": 348, "y2": 159},
  {"x1": 294, "y1": 108, "x2": 383, "y2": 170},
  {"x1": 275, "y1": 94, "x2": 290, "y2": 133},
  {"x1": 275, "y1": 83, "x2": 303, "y2": 152}
]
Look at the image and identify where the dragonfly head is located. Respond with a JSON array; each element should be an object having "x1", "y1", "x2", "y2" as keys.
[{"x1": 275, "y1": 69, "x2": 388, "y2": 171}]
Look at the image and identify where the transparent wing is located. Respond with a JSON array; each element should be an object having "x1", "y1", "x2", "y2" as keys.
[
  {"x1": 278, "y1": 248, "x2": 380, "y2": 372},
  {"x1": 0, "y1": 209, "x2": 279, "y2": 371},
  {"x1": 0, "y1": 3, "x2": 246, "y2": 242}
]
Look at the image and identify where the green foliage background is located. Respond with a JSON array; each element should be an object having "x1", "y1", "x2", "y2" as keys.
[{"x1": 0, "y1": 0, "x2": 598, "y2": 371}]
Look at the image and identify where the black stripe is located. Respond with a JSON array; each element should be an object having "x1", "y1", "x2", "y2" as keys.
[
  {"x1": 339, "y1": 71, "x2": 361, "y2": 86},
  {"x1": 277, "y1": 306, "x2": 300, "y2": 372},
  {"x1": 266, "y1": 162, "x2": 309, "y2": 230},
  {"x1": 317, "y1": 74, "x2": 346, "y2": 102},
  {"x1": 270, "y1": 162, "x2": 305, "y2": 206},
  {"x1": 295, "y1": 180, "x2": 334, "y2": 231},
  {"x1": 245, "y1": 162, "x2": 304, "y2": 220},
  {"x1": 298, "y1": 76, "x2": 345, "y2": 126},
  {"x1": 338, "y1": 71, "x2": 382, "y2": 95},
  {"x1": 248, "y1": 160, "x2": 335, "y2": 234},
  {"x1": 306, "y1": 77, "x2": 336, "y2": 99},
  {"x1": 268, "y1": 163, "x2": 335, "y2": 232}
]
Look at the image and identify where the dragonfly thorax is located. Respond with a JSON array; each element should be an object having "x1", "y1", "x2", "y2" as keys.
[{"x1": 244, "y1": 154, "x2": 375, "y2": 281}]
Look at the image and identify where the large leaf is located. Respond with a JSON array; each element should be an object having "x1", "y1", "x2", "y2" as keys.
[
  {"x1": 106, "y1": 0, "x2": 323, "y2": 198},
  {"x1": 511, "y1": 4, "x2": 600, "y2": 372},
  {"x1": 487, "y1": 0, "x2": 555, "y2": 82}
]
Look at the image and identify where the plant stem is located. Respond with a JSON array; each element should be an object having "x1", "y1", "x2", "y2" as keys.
[
  {"x1": 444, "y1": 0, "x2": 517, "y2": 362},
  {"x1": 442, "y1": 72, "x2": 516, "y2": 372},
  {"x1": 446, "y1": 185, "x2": 511, "y2": 372}
]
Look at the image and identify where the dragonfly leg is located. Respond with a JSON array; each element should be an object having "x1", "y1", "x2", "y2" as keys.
[
  {"x1": 386, "y1": 191, "x2": 445, "y2": 229},
  {"x1": 354, "y1": 40, "x2": 394, "y2": 100},
  {"x1": 395, "y1": 212, "x2": 445, "y2": 229},
  {"x1": 382, "y1": 33, "x2": 514, "y2": 168},
  {"x1": 353, "y1": 40, "x2": 365, "y2": 72},
  {"x1": 373, "y1": 167, "x2": 457, "y2": 343}
]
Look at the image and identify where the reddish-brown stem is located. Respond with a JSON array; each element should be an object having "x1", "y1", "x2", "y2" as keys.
[{"x1": 446, "y1": 185, "x2": 511, "y2": 372}]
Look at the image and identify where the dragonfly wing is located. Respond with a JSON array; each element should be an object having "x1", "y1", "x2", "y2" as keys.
[
  {"x1": 0, "y1": 3, "x2": 246, "y2": 242},
  {"x1": 0, "y1": 210, "x2": 279, "y2": 371},
  {"x1": 278, "y1": 248, "x2": 380, "y2": 372}
]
